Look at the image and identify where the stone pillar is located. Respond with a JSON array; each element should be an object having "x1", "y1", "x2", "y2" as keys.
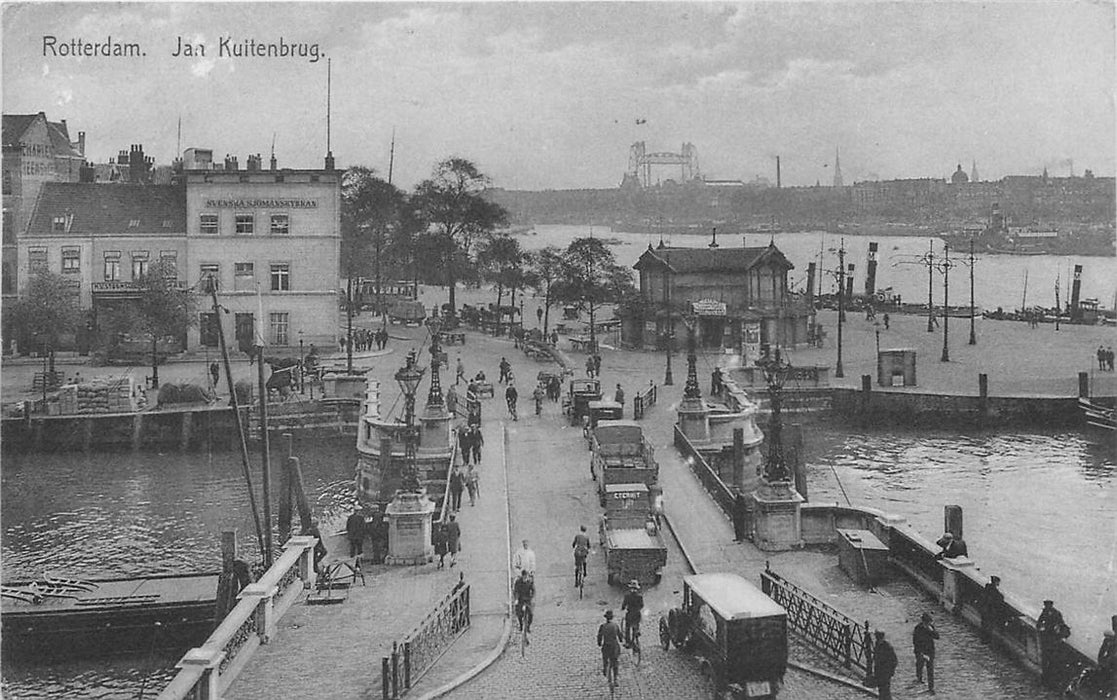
[
  {"x1": 239, "y1": 582, "x2": 278, "y2": 643},
  {"x1": 944, "y1": 505, "x2": 963, "y2": 540},
  {"x1": 284, "y1": 535, "x2": 317, "y2": 589},
  {"x1": 751, "y1": 480, "x2": 805, "y2": 551},
  {"x1": 384, "y1": 490, "x2": 435, "y2": 565},
  {"x1": 418, "y1": 405, "x2": 452, "y2": 456},
  {"x1": 176, "y1": 647, "x2": 224, "y2": 700},
  {"x1": 677, "y1": 398, "x2": 711, "y2": 445}
]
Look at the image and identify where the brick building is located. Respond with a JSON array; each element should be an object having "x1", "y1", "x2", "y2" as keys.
[{"x1": 618, "y1": 241, "x2": 812, "y2": 363}]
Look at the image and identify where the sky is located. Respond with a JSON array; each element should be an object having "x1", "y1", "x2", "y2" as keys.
[{"x1": 3, "y1": 2, "x2": 1114, "y2": 190}]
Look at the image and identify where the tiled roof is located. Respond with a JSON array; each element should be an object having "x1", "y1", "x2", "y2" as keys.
[
  {"x1": 2, "y1": 113, "x2": 41, "y2": 147},
  {"x1": 46, "y1": 121, "x2": 82, "y2": 158},
  {"x1": 634, "y1": 244, "x2": 793, "y2": 273},
  {"x1": 26, "y1": 183, "x2": 186, "y2": 236}
]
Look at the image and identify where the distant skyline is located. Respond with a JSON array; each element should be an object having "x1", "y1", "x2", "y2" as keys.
[{"x1": 3, "y1": 2, "x2": 1114, "y2": 190}]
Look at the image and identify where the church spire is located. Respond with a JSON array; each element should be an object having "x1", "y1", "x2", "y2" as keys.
[
  {"x1": 971, "y1": 160, "x2": 979, "y2": 183},
  {"x1": 833, "y1": 146, "x2": 844, "y2": 187}
]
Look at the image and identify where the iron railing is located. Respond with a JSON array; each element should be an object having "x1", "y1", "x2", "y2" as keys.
[
  {"x1": 673, "y1": 425, "x2": 735, "y2": 517},
  {"x1": 761, "y1": 565, "x2": 875, "y2": 677},
  {"x1": 382, "y1": 576, "x2": 471, "y2": 699},
  {"x1": 633, "y1": 383, "x2": 658, "y2": 419}
]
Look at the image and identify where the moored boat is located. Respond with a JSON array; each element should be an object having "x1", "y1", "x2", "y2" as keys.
[{"x1": 1, "y1": 572, "x2": 219, "y2": 659}]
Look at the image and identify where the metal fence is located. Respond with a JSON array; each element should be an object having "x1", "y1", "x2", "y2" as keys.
[
  {"x1": 382, "y1": 576, "x2": 471, "y2": 699},
  {"x1": 761, "y1": 565, "x2": 875, "y2": 677},
  {"x1": 632, "y1": 383, "x2": 658, "y2": 419}
]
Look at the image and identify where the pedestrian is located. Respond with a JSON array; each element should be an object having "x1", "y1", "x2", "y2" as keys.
[
  {"x1": 470, "y1": 424, "x2": 484, "y2": 464},
  {"x1": 593, "y1": 354, "x2": 602, "y2": 376},
  {"x1": 711, "y1": 367, "x2": 723, "y2": 396},
  {"x1": 550, "y1": 330, "x2": 559, "y2": 346},
  {"x1": 499, "y1": 357, "x2": 511, "y2": 384},
  {"x1": 883, "y1": 312, "x2": 890, "y2": 330},
  {"x1": 209, "y1": 362, "x2": 221, "y2": 389},
  {"x1": 532, "y1": 384, "x2": 545, "y2": 415},
  {"x1": 872, "y1": 630, "x2": 898, "y2": 700},
  {"x1": 598, "y1": 610, "x2": 623, "y2": 681},
  {"x1": 456, "y1": 357, "x2": 465, "y2": 385},
  {"x1": 732, "y1": 490, "x2": 749, "y2": 542},
  {"x1": 512, "y1": 538, "x2": 537, "y2": 579},
  {"x1": 550, "y1": 375, "x2": 562, "y2": 402},
  {"x1": 981, "y1": 575, "x2": 1006, "y2": 642},
  {"x1": 345, "y1": 508, "x2": 366, "y2": 558},
  {"x1": 1037, "y1": 599, "x2": 1071, "y2": 686},
  {"x1": 465, "y1": 466, "x2": 479, "y2": 506},
  {"x1": 303, "y1": 520, "x2": 328, "y2": 574},
  {"x1": 913, "y1": 612, "x2": 940, "y2": 693},
  {"x1": 1098, "y1": 345, "x2": 1105, "y2": 371},
  {"x1": 585, "y1": 356, "x2": 595, "y2": 378},
  {"x1": 458, "y1": 426, "x2": 472, "y2": 466},
  {"x1": 505, "y1": 383, "x2": 519, "y2": 420},
  {"x1": 613, "y1": 383, "x2": 625, "y2": 408},
  {"x1": 445, "y1": 513, "x2": 461, "y2": 567},
  {"x1": 446, "y1": 385, "x2": 458, "y2": 416},
  {"x1": 433, "y1": 521, "x2": 448, "y2": 568},
  {"x1": 536, "y1": 307, "x2": 543, "y2": 326},
  {"x1": 1108, "y1": 346, "x2": 1115, "y2": 372},
  {"x1": 449, "y1": 467, "x2": 465, "y2": 511}
]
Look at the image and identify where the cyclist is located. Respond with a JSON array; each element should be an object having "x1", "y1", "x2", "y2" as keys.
[
  {"x1": 505, "y1": 384, "x2": 519, "y2": 421},
  {"x1": 598, "y1": 609, "x2": 623, "y2": 682},
  {"x1": 621, "y1": 580, "x2": 644, "y2": 648},
  {"x1": 513, "y1": 567, "x2": 535, "y2": 638},
  {"x1": 572, "y1": 525, "x2": 591, "y2": 585}
]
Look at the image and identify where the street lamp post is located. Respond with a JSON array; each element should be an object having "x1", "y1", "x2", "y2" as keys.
[
  {"x1": 757, "y1": 347, "x2": 792, "y2": 483},
  {"x1": 925, "y1": 239, "x2": 936, "y2": 333},
  {"x1": 939, "y1": 244, "x2": 955, "y2": 363}
]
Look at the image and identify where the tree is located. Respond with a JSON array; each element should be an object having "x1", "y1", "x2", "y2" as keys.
[
  {"x1": 341, "y1": 166, "x2": 417, "y2": 309},
  {"x1": 413, "y1": 158, "x2": 508, "y2": 316},
  {"x1": 10, "y1": 271, "x2": 81, "y2": 373},
  {"x1": 114, "y1": 259, "x2": 196, "y2": 388},
  {"x1": 552, "y1": 237, "x2": 634, "y2": 351},
  {"x1": 527, "y1": 247, "x2": 564, "y2": 335},
  {"x1": 476, "y1": 234, "x2": 527, "y2": 332}
]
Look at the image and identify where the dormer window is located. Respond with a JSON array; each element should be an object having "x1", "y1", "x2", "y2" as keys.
[
  {"x1": 128, "y1": 219, "x2": 140, "y2": 228},
  {"x1": 162, "y1": 220, "x2": 173, "y2": 228},
  {"x1": 52, "y1": 215, "x2": 67, "y2": 232}
]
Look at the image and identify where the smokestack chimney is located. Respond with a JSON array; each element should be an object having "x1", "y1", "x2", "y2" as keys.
[
  {"x1": 864, "y1": 242, "x2": 878, "y2": 296},
  {"x1": 324, "y1": 151, "x2": 335, "y2": 170},
  {"x1": 1070, "y1": 264, "x2": 1083, "y2": 322},
  {"x1": 776, "y1": 156, "x2": 781, "y2": 189},
  {"x1": 806, "y1": 262, "x2": 816, "y2": 310},
  {"x1": 270, "y1": 153, "x2": 277, "y2": 171},
  {"x1": 78, "y1": 131, "x2": 86, "y2": 156},
  {"x1": 845, "y1": 263, "x2": 855, "y2": 300}
]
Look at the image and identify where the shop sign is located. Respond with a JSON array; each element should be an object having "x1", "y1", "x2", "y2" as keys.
[{"x1": 691, "y1": 299, "x2": 726, "y2": 316}]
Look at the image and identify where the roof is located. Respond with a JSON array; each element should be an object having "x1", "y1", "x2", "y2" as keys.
[
  {"x1": 3, "y1": 113, "x2": 41, "y2": 147},
  {"x1": 684, "y1": 573, "x2": 786, "y2": 620},
  {"x1": 26, "y1": 183, "x2": 186, "y2": 236},
  {"x1": 634, "y1": 243, "x2": 793, "y2": 274},
  {"x1": 46, "y1": 121, "x2": 82, "y2": 158}
]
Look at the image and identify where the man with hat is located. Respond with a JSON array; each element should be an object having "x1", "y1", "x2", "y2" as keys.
[
  {"x1": 872, "y1": 629, "x2": 898, "y2": 700},
  {"x1": 1037, "y1": 599, "x2": 1070, "y2": 686},
  {"x1": 933, "y1": 532, "x2": 968, "y2": 560},
  {"x1": 912, "y1": 612, "x2": 940, "y2": 693},
  {"x1": 981, "y1": 575, "x2": 1006, "y2": 642},
  {"x1": 621, "y1": 579, "x2": 645, "y2": 649},
  {"x1": 597, "y1": 609, "x2": 623, "y2": 682}
]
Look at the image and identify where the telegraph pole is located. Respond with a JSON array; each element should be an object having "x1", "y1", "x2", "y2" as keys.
[
  {"x1": 940, "y1": 244, "x2": 951, "y2": 362},
  {"x1": 968, "y1": 238, "x2": 977, "y2": 345}
]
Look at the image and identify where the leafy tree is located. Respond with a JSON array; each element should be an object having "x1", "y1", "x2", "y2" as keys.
[
  {"x1": 527, "y1": 247, "x2": 564, "y2": 335},
  {"x1": 476, "y1": 234, "x2": 527, "y2": 330},
  {"x1": 341, "y1": 166, "x2": 418, "y2": 309},
  {"x1": 552, "y1": 237, "x2": 634, "y2": 350},
  {"x1": 413, "y1": 158, "x2": 508, "y2": 315},
  {"x1": 10, "y1": 271, "x2": 81, "y2": 373},
  {"x1": 107, "y1": 259, "x2": 196, "y2": 388}
]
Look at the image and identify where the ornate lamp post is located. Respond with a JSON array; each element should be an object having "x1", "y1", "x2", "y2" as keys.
[
  {"x1": 426, "y1": 319, "x2": 444, "y2": 408},
  {"x1": 394, "y1": 352, "x2": 424, "y2": 493},
  {"x1": 757, "y1": 347, "x2": 792, "y2": 483},
  {"x1": 834, "y1": 242, "x2": 846, "y2": 378},
  {"x1": 968, "y1": 238, "x2": 977, "y2": 345},
  {"x1": 683, "y1": 316, "x2": 702, "y2": 402},
  {"x1": 936, "y1": 244, "x2": 957, "y2": 362},
  {"x1": 298, "y1": 331, "x2": 305, "y2": 394}
]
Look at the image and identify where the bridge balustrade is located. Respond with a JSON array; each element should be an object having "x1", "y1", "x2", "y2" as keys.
[
  {"x1": 633, "y1": 383, "x2": 657, "y2": 419},
  {"x1": 382, "y1": 575, "x2": 471, "y2": 698}
]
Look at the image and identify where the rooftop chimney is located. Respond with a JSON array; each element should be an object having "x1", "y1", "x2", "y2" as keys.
[
  {"x1": 246, "y1": 154, "x2": 262, "y2": 172},
  {"x1": 270, "y1": 153, "x2": 277, "y2": 171},
  {"x1": 77, "y1": 131, "x2": 86, "y2": 156},
  {"x1": 224, "y1": 154, "x2": 239, "y2": 171},
  {"x1": 79, "y1": 160, "x2": 95, "y2": 183},
  {"x1": 324, "y1": 151, "x2": 335, "y2": 171}
]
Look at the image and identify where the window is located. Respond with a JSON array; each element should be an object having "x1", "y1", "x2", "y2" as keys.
[
  {"x1": 2, "y1": 169, "x2": 11, "y2": 195},
  {"x1": 199, "y1": 313, "x2": 219, "y2": 347},
  {"x1": 234, "y1": 262, "x2": 255, "y2": 292},
  {"x1": 61, "y1": 247, "x2": 80, "y2": 273},
  {"x1": 104, "y1": 251, "x2": 121, "y2": 281},
  {"x1": 52, "y1": 215, "x2": 67, "y2": 233},
  {"x1": 200, "y1": 263, "x2": 220, "y2": 291},
  {"x1": 270, "y1": 214, "x2": 289, "y2": 235},
  {"x1": 128, "y1": 219, "x2": 140, "y2": 229},
  {"x1": 200, "y1": 213, "x2": 218, "y2": 235},
  {"x1": 235, "y1": 213, "x2": 254, "y2": 235},
  {"x1": 159, "y1": 251, "x2": 178, "y2": 279},
  {"x1": 269, "y1": 312, "x2": 290, "y2": 346},
  {"x1": 131, "y1": 251, "x2": 150, "y2": 280},
  {"x1": 162, "y1": 220, "x2": 173, "y2": 228},
  {"x1": 28, "y1": 248, "x2": 47, "y2": 273},
  {"x1": 270, "y1": 263, "x2": 290, "y2": 291}
]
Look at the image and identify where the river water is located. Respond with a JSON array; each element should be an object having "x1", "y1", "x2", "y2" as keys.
[{"x1": 3, "y1": 226, "x2": 1115, "y2": 697}]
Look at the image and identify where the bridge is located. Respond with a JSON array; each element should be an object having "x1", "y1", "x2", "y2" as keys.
[{"x1": 627, "y1": 141, "x2": 700, "y2": 187}]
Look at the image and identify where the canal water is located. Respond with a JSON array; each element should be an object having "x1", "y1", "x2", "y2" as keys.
[{"x1": 2, "y1": 428, "x2": 1112, "y2": 697}]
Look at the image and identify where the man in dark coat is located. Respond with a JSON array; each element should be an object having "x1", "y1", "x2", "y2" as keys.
[
  {"x1": 913, "y1": 612, "x2": 940, "y2": 692},
  {"x1": 872, "y1": 630, "x2": 898, "y2": 700},
  {"x1": 1037, "y1": 599, "x2": 1070, "y2": 686},
  {"x1": 470, "y1": 425, "x2": 484, "y2": 464},
  {"x1": 445, "y1": 514, "x2": 461, "y2": 567},
  {"x1": 981, "y1": 575, "x2": 1006, "y2": 642},
  {"x1": 209, "y1": 362, "x2": 221, "y2": 389},
  {"x1": 345, "y1": 509, "x2": 366, "y2": 558},
  {"x1": 449, "y1": 468, "x2": 465, "y2": 511},
  {"x1": 458, "y1": 427, "x2": 472, "y2": 466},
  {"x1": 933, "y1": 532, "x2": 968, "y2": 559}
]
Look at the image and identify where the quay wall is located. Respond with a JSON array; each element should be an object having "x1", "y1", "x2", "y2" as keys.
[
  {"x1": 1, "y1": 400, "x2": 362, "y2": 452},
  {"x1": 829, "y1": 386, "x2": 1084, "y2": 427}
]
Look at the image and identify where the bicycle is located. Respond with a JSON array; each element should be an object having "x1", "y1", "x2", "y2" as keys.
[
  {"x1": 630, "y1": 618, "x2": 642, "y2": 667},
  {"x1": 507, "y1": 398, "x2": 518, "y2": 422},
  {"x1": 574, "y1": 554, "x2": 587, "y2": 598},
  {"x1": 515, "y1": 599, "x2": 533, "y2": 656}
]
